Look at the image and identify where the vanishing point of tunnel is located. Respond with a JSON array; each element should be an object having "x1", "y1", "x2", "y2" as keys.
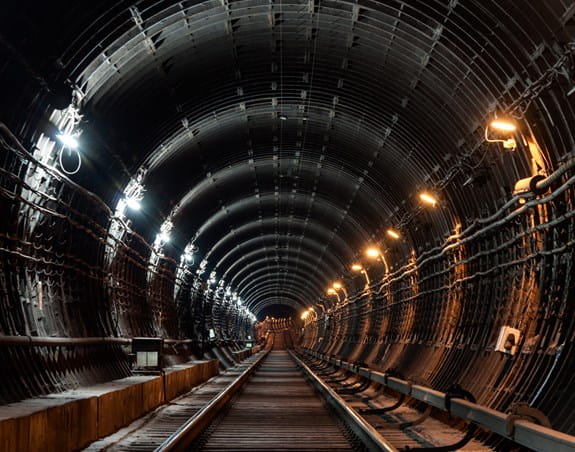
[{"x1": 1, "y1": 1, "x2": 575, "y2": 451}]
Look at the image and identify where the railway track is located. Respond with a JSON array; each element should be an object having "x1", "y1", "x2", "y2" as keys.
[
  {"x1": 85, "y1": 353, "x2": 265, "y2": 451},
  {"x1": 85, "y1": 349, "x2": 506, "y2": 451},
  {"x1": 293, "y1": 352, "x2": 492, "y2": 451},
  {"x1": 86, "y1": 350, "x2": 389, "y2": 451},
  {"x1": 192, "y1": 351, "x2": 359, "y2": 451}
]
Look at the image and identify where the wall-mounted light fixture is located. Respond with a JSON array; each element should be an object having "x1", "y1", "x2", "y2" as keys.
[
  {"x1": 152, "y1": 231, "x2": 169, "y2": 256},
  {"x1": 117, "y1": 171, "x2": 146, "y2": 218},
  {"x1": 301, "y1": 307, "x2": 315, "y2": 322},
  {"x1": 365, "y1": 247, "x2": 381, "y2": 258},
  {"x1": 365, "y1": 246, "x2": 390, "y2": 277},
  {"x1": 53, "y1": 101, "x2": 83, "y2": 175},
  {"x1": 419, "y1": 192, "x2": 438, "y2": 207},
  {"x1": 154, "y1": 219, "x2": 173, "y2": 251},
  {"x1": 125, "y1": 197, "x2": 141, "y2": 210},
  {"x1": 326, "y1": 288, "x2": 341, "y2": 306},
  {"x1": 332, "y1": 281, "x2": 349, "y2": 301},
  {"x1": 183, "y1": 252, "x2": 193, "y2": 264},
  {"x1": 56, "y1": 132, "x2": 79, "y2": 149},
  {"x1": 485, "y1": 119, "x2": 517, "y2": 150},
  {"x1": 351, "y1": 263, "x2": 371, "y2": 288}
]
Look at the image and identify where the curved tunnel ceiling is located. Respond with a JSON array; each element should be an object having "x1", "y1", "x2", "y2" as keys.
[{"x1": 6, "y1": 0, "x2": 571, "y2": 315}]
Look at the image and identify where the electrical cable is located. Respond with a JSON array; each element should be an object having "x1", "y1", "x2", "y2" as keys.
[{"x1": 58, "y1": 146, "x2": 82, "y2": 175}]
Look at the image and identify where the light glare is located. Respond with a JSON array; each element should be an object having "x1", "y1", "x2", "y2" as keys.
[
  {"x1": 56, "y1": 133, "x2": 78, "y2": 149},
  {"x1": 126, "y1": 197, "x2": 141, "y2": 210},
  {"x1": 332, "y1": 282, "x2": 342, "y2": 289},
  {"x1": 351, "y1": 264, "x2": 363, "y2": 272},
  {"x1": 387, "y1": 229, "x2": 400, "y2": 239},
  {"x1": 419, "y1": 192, "x2": 437, "y2": 206},
  {"x1": 490, "y1": 120, "x2": 516, "y2": 132},
  {"x1": 366, "y1": 248, "x2": 380, "y2": 258}
]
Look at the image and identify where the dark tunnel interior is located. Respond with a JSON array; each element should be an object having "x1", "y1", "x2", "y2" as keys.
[{"x1": 1, "y1": 0, "x2": 575, "y2": 449}]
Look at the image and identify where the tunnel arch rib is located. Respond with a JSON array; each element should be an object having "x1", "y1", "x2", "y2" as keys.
[{"x1": 1, "y1": 0, "x2": 575, "y2": 443}]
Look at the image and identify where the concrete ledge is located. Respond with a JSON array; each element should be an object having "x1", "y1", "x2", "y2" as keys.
[
  {"x1": 0, "y1": 395, "x2": 98, "y2": 452},
  {"x1": 232, "y1": 348, "x2": 254, "y2": 362},
  {"x1": 95, "y1": 376, "x2": 163, "y2": 438},
  {"x1": 164, "y1": 360, "x2": 219, "y2": 401},
  {"x1": 0, "y1": 360, "x2": 218, "y2": 452}
]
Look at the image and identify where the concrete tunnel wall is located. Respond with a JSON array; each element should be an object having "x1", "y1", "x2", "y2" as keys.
[{"x1": 0, "y1": 0, "x2": 575, "y2": 442}]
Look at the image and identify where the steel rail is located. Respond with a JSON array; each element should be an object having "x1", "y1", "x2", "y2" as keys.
[
  {"x1": 290, "y1": 351, "x2": 397, "y2": 452},
  {"x1": 303, "y1": 349, "x2": 575, "y2": 452},
  {"x1": 155, "y1": 348, "x2": 270, "y2": 452}
]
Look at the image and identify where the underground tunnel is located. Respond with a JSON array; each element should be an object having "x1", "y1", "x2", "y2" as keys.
[{"x1": 1, "y1": 0, "x2": 575, "y2": 450}]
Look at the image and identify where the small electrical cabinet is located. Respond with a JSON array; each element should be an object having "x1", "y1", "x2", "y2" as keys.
[
  {"x1": 132, "y1": 337, "x2": 163, "y2": 372},
  {"x1": 495, "y1": 326, "x2": 521, "y2": 355}
]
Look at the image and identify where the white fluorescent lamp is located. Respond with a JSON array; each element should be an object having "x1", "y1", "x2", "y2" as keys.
[
  {"x1": 125, "y1": 197, "x2": 141, "y2": 210},
  {"x1": 56, "y1": 133, "x2": 79, "y2": 149}
]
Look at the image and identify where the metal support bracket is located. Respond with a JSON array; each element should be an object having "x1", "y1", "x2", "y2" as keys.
[{"x1": 506, "y1": 402, "x2": 552, "y2": 437}]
